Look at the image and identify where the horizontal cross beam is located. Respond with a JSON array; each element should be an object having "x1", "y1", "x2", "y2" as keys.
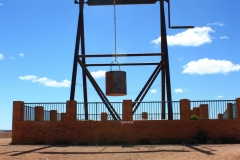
[
  {"x1": 85, "y1": 0, "x2": 157, "y2": 6},
  {"x1": 78, "y1": 53, "x2": 163, "y2": 58},
  {"x1": 86, "y1": 63, "x2": 159, "y2": 66}
]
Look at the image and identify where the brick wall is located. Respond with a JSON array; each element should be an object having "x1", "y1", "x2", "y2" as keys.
[{"x1": 12, "y1": 98, "x2": 240, "y2": 144}]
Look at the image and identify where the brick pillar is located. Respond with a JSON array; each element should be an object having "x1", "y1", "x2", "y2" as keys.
[
  {"x1": 12, "y1": 101, "x2": 24, "y2": 144},
  {"x1": 218, "y1": 114, "x2": 223, "y2": 119},
  {"x1": 35, "y1": 106, "x2": 44, "y2": 121},
  {"x1": 12, "y1": 101, "x2": 24, "y2": 122},
  {"x1": 142, "y1": 112, "x2": 148, "y2": 120},
  {"x1": 227, "y1": 103, "x2": 233, "y2": 119},
  {"x1": 236, "y1": 98, "x2": 240, "y2": 119},
  {"x1": 50, "y1": 110, "x2": 57, "y2": 121},
  {"x1": 122, "y1": 100, "x2": 132, "y2": 121},
  {"x1": 66, "y1": 100, "x2": 77, "y2": 122},
  {"x1": 101, "y1": 112, "x2": 108, "y2": 121},
  {"x1": 180, "y1": 99, "x2": 190, "y2": 120},
  {"x1": 199, "y1": 104, "x2": 208, "y2": 119},
  {"x1": 61, "y1": 113, "x2": 66, "y2": 121},
  {"x1": 192, "y1": 107, "x2": 200, "y2": 117}
]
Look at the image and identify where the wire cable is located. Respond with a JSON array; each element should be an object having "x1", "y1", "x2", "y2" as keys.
[{"x1": 113, "y1": 0, "x2": 117, "y2": 61}]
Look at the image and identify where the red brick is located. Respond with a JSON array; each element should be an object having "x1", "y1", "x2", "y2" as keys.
[
  {"x1": 142, "y1": 112, "x2": 148, "y2": 120},
  {"x1": 101, "y1": 112, "x2": 107, "y2": 121},
  {"x1": 122, "y1": 100, "x2": 132, "y2": 121},
  {"x1": 35, "y1": 106, "x2": 44, "y2": 121},
  {"x1": 180, "y1": 99, "x2": 190, "y2": 120},
  {"x1": 227, "y1": 103, "x2": 233, "y2": 119},
  {"x1": 199, "y1": 104, "x2": 208, "y2": 119},
  {"x1": 12, "y1": 98, "x2": 240, "y2": 145},
  {"x1": 66, "y1": 101, "x2": 76, "y2": 122},
  {"x1": 50, "y1": 110, "x2": 57, "y2": 121},
  {"x1": 236, "y1": 98, "x2": 240, "y2": 118}
]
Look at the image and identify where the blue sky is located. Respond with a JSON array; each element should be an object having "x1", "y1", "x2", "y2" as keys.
[{"x1": 0, "y1": 0, "x2": 239, "y2": 129}]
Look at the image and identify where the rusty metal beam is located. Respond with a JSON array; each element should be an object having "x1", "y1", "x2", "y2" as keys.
[{"x1": 77, "y1": 59, "x2": 121, "y2": 120}]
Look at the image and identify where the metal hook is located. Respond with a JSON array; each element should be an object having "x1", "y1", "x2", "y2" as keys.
[{"x1": 110, "y1": 60, "x2": 121, "y2": 71}]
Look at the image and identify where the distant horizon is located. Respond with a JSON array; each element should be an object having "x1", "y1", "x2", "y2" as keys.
[{"x1": 0, "y1": 130, "x2": 12, "y2": 132}]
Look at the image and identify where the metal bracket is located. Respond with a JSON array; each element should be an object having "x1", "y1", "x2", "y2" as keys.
[{"x1": 166, "y1": 0, "x2": 194, "y2": 29}]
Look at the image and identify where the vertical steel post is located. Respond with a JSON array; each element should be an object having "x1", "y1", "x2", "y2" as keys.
[
  {"x1": 70, "y1": 0, "x2": 88, "y2": 119},
  {"x1": 96, "y1": 102, "x2": 97, "y2": 121},
  {"x1": 160, "y1": 0, "x2": 173, "y2": 120},
  {"x1": 70, "y1": 3, "x2": 81, "y2": 101},
  {"x1": 79, "y1": 0, "x2": 88, "y2": 120}
]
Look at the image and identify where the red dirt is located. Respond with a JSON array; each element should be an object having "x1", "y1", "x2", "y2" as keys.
[{"x1": 1, "y1": 138, "x2": 240, "y2": 160}]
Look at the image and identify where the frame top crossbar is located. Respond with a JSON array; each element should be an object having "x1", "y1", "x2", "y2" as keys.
[
  {"x1": 78, "y1": 53, "x2": 163, "y2": 58},
  {"x1": 85, "y1": 0, "x2": 157, "y2": 6}
]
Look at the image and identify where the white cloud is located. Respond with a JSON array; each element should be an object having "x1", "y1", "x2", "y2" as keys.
[
  {"x1": 19, "y1": 53, "x2": 24, "y2": 57},
  {"x1": 0, "y1": 54, "x2": 4, "y2": 60},
  {"x1": 207, "y1": 22, "x2": 224, "y2": 26},
  {"x1": 220, "y1": 36, "x2": 229, "y2": 39},
  {"x1": 151, "y1": 27, "x2": 214, "y2": 47},
  {"x1": 174, "y1": 89, "x2": 183, "y2": 93},
  {"x1": 90, "y1": 70, "x2": 106, "y2": 79},
  {"x1": 182, "y1": 58, "x2": 240, "y2": 75},
  {"x1": 0, "y1": 3, "x2": 3, "y2": 6},
  {"x1": 217, "y1": 95, "x2": 223, "y2": 98},
  {"x1": 19, "y1": 75, "x2": 37, "y2": 80},
  {"x1": 150, "y1": 89, "x2": 157, "y2": 94},
  {"x1": 19, "y1": 75, "x2": 70, "y2": 88}
]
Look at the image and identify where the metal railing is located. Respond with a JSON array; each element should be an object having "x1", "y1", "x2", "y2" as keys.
[
  {"x1": 76, "y1": 102, "x2": 122, "y2": 121},
  {"x1": 23, "y1": 100, "x2": 236, "y2": 121},
  {"x1": 24, "y1": 103, "x2": 66, "y2": 121},
  {"x1": 190, "y1": 100, "x2": 236, "y2": 119},
  {"x1": 76, "y1": 101, "x2": 180, "y2": 121},
  {"x1": 133, "y1": 101, "x2": 180, "y2": 120}
]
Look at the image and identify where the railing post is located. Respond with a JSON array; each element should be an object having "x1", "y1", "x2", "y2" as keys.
[
  {"x1": 123, "y1": 100, "x2": 133, "y2": 121},
  {"x1": 180, "y1": 99, "x2": 190, "y2": 120},
  {"x1": 50, "y1": 110, "x2": 57, "y2": 121},
  {"x1": 200, "y1": 104, "x2": 208, "y2": 119},
  {"x1": 191, "y1": 107, "x2": 199, "y2": 117},
  {"x1": 227, "y1": 103, "x2": 233, "y2": 119},
  {"x1": 12, "y1": 101, "x2": 24, "y2": 144},
  {"x1": 101, "y1": 112, "x2": 108, "y2": 121},
  {"x1": 35, "y1": 106, "x2": 44, "y2": 121},
  {"x1": 142, "y1": 112, "x2": 148, "y2": 120},
  {"x1": 236, "y1": 98, "x2": 240, "y2": 119},
  {"x1": 12, "y1": 101, "x2": 24, "y2": 122},
  {"x1": 218, "y1": 114, "x2": 223, "y2": 119},
  {"x1": 199, "y1": 104, "x2": 209, "y2": 119},
  {"x1": 66, "y1": 100, "x2": 77, "y2": 122},
  {"x1": 61, "y1": 113, "x2": 67, "y2": 121}
]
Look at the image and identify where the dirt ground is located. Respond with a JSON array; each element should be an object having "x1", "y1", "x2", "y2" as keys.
[{"x1": 1, "y1": 138, "x2": 240, "y2": 160}]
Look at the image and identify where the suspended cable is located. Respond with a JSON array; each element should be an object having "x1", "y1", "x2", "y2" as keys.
[
  {"x1": 110, "y1": 0, "x2": 121, "y2": 71},
  {"x1": 75, "y1": 83, "x2": 98, "y2": 95},
  {"x1": 113, "y1": 0, "x2": 117, "y2": 61}
]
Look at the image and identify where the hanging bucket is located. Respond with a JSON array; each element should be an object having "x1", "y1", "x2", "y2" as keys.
[{"x1": 106, "y1": 71, "x2": 127, "y2": 96}]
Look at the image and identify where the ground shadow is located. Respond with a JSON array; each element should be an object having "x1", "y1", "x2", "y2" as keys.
[
  {"x1": 10, "y1": 145, "x2": 53, "y2": 156},
  {"x1": 0, "y1": 151, "x2": 18, "y2": 155},
  {"x1": 186, "y1": 145, "x2": 215, "y2": 155},
  {"x1": 39, "y1": 149, "x2": 189, "y2": 155}
]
